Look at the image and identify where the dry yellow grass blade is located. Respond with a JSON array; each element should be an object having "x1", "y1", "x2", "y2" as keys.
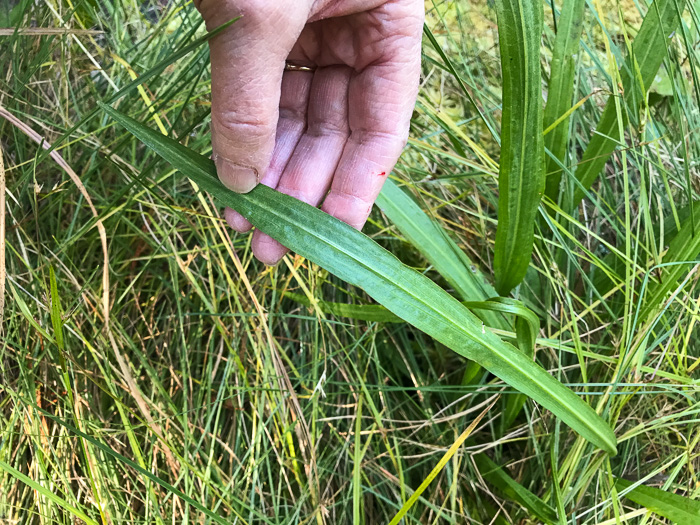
[
  {"x1": 0, "y1": 136, "x2": 5, "y2": 331},
  {"x1": 388, "y1": 398, "x2": 498, "y2": 525},
  {"x1": 0, "y1": 103, "x2": 180, "y2": 477}
]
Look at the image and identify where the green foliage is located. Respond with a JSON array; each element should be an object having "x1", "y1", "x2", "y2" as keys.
[
  {"x1": 543, "y1": 0, "x2": 587, "y2": 201},
  {"x1": 493, "y1": 0, "x2": 545, "y2": 294},
  {"x1": 572, "y1": 0, "x2": 682, "y2": 207},
  {"x1": 615, "y1": 477, "x2": 700, "y2": 524},
  {"x1": 102, "y1": 102, "x2": 616, "y2": 454},
  {"x1": 1, "y1": 0, "x2": 698, "y2": 523}
]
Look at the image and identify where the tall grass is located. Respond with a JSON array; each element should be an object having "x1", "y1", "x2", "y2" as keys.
[{"x1": 1, "y1": 0, "x2": 698, "y2": 523}]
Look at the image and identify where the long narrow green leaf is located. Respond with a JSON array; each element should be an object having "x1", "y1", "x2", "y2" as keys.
[
  {"x1": 101, "y1": 103, "x2": 617, "y2": 455},
  {"x1": 615, "y1": 477, "x2": 700, "y2": 524},
  {"x1": 493, "y1": 0, "x2": 545, "y2": 294},
  {"x1": 376, "y1": 179, "x2": 507, "y2": 330},
  {"x1": 422, "y1": 24, "x2": 499, "y2": 141},
  {"x1": 543, "y1": 0, "x2": 587, "y2": 201},
  {"x1": 473, "y1": 454, "x2": 558, "y2": 523},
  {"x1": 638, "y1": 209, "x2": 700, "y2": 321},
  {"x1": 284, "y1": 291, "x2": 402, "y2": 323},
  {"x1": 572, "y1": 0, "x2": 682, "y2": 208},
  {"x1": 0, "y1": 459, "x2": 99, "y2": 525}
]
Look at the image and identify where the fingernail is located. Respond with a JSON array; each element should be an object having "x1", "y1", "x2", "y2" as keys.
[{"x1": 214, "y1": 157, "x2": 259, "y2": 193}]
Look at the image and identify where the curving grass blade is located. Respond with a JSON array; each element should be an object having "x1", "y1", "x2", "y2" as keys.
[
  {"x1": 543, "y1": 0, "x2": 587, "y2": 201},
  {"x1": 284, "y1": 291, "x2": 403, "y2": 323},
  {"x1": 493, "y1": 0, "x2": 545, "y2": 295},
  {"x1": 571, "y1": 0, "x2": 682, "y2": 208},
  {"x1": 637, "y1": 209, "x2": 700, "y2": 322},
  {"x1": 101, "y1": 103, "x2": 617, "y2": 455}
]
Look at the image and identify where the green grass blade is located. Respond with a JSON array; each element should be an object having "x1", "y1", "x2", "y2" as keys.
[
  {"x1": 422, "y1": 24, "x2": 499, "y2": 141},
  {"x1": 101, "y1": 103, "x2": 617, "y2": 455},
  {"x1": 24, "y1": 406, "x2": 240, "y2": 525},
  {"x1": 473, "y1": 454, "x2": 558, "y2": 523},
  {"x1": 638, "y1": 209, "x2": 700, "y2": 321},
  {"x1": 376, "y1": 179, "x2": 507, "y2": 329},
  {"x1": 0, "y1": 459, "x2": 100, "y2": 525},
  {"x1": 284, "y1": 291, "x2": 403, "y2": 323},
  {"x1": 493, "y1": 0, "x2": 545, "y2": 294},
  {"x1": 572, "y1": 0, "x2": 682, "y2": 207},
  {"x1": 615, "y1": 477, "x2": 700, "y2": 524},
  {"x1": 550, "y1": 447, "x2": 567, "y2": 525},
  {"x1": 543, "y1": 0, "x2": 587, "y2": 201}
]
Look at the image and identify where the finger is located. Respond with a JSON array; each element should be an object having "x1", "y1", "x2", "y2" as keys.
[
  {"x1": 224, "y1": 69, "x2": 313, "y2": 232},
  {"x1": 252, "y1": 66, "x2": 352, "y2": 265},
  {"x1": 196, "y1": 0, "x2": 308, "y2": 192},
  {"x1": 321, "y1": 14, "x2": 423, "y2": 229}
]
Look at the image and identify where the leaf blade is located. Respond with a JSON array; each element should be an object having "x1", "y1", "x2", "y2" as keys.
[
  {"x1": 543, "y1": 0, "x2": 587, "y2": 201},
  {"x1": 493, "y1": 0, "x2": 545, "y2": 294},
  {"x1": 376, "y1": 179, "x2": 507, "y2": 329},
  {"x1": 101, "y1": 103, "x2": 617, "y2": 455},
  {"x1": 572, "y1": 0, "x2": 682, "y2": 208},
  {"x1": 615, "y1": 477, "x2": 700, "y2": 524}
]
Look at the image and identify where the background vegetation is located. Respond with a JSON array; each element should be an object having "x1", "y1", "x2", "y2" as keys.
[{"x1": 0, "y1": 0, "x2": 698, "y2": 523}]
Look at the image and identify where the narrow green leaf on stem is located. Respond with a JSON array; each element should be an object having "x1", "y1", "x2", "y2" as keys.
[
  {"x1": 101, "y1": 103, "x2": 617, "y2": 455},
  {"x1": 473, "y1": 454, "x2": 558, "y2": 523},
  {"x1": 543, "y1": 0, "x2": 587, "y2": 201},
  {"x1": 615, "y1": 477, "x2": 700, "y2": 524},
  {"x1": 376, "y1": 179, "x2": 507, "y2": 329},
  {"x1": 572, "y1": 0, "x2": 682, "y2": 208},
  {"x1": 493, "y1": 0, "x2": 545, "y2": 294}
]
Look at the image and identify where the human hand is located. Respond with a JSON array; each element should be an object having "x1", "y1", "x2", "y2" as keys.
[{"x1": 195, "y1": 0, "x2": 423, "y2": 265}]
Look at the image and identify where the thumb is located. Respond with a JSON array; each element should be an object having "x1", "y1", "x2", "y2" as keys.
[{"x1": 197, "y1": 1, "x2": 308, "y2": 192}]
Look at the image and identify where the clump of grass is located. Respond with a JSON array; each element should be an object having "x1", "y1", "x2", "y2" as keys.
[{"x1": 1, "y1": 0, "x2": 698, "y2": 524}]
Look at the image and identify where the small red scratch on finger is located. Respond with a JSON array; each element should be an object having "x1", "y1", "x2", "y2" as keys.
[{"x1": 378, "y1": 171, "x2": 386, "y2": 177}]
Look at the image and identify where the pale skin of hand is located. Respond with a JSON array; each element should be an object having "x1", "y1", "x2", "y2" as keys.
[{"x1": 195, "y1": 0, "x2": 424, "y2": 265}]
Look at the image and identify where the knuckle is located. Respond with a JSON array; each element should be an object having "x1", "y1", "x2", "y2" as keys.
[
  {"x1": 213, "y1": 111, "x2": 275, "y2": 143},
  {"x1": 308, "y1": 120, "x2": 349, "y2": 138}
]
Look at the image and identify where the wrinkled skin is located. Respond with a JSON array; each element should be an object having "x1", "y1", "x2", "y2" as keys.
[{"x1": 195, "y1": 0, "x2": 424, "y2": 264}]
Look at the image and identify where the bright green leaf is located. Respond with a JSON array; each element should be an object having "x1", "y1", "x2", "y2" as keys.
[
  {"x1": 100, "y1": 103, "x2": 617, "y2": 455},
  {"x1": 493, "y1": 0, "x2": 545, "y2": 294}
]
